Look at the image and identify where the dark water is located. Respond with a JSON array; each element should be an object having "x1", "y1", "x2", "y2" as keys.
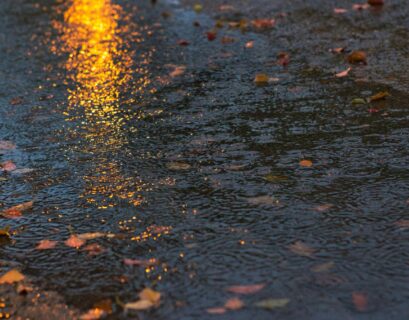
[{"x1": 1, "y1": 0, "x2": 409, "y2": 319}]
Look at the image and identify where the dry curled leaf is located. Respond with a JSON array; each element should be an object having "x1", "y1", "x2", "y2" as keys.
[
  {"x1": 226, "y1": 283, "x2": 265, "y2": 295},
  {"x1": 288, "y1": 241, "x2": 316, "y2": 257},
  {"x1": 0, "y1": 269, "x2": 25, "y2": 284}
]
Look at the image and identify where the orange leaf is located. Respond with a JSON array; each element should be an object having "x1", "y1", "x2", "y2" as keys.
[
  {"x1": 226, "y1": 283, "x2": 265, "y2": 295},
  {"x1": 80, "y1": 308, "x2": 106, "y2": 320},
  {"x1": 139, "y1": 288, "x2": 161, "y2": 304},
  {"x1": 369, "y1": 91, "x2": 390, "y2": 102},
  {"x1": 245, "y1": 41, "x2": 254, "y2": 49},
  {"x1": 2, "y1": 201, "x2": 34, "y2": 218},
  {"x1": 352, "y1": 292, "x2": 368, "y2": 312},
  {"x1": 0, "y1": 269, "x2": 25, "y2": 284},
  {"x1": 299, "y1": 159, "x2": 313, "y2": 167},
  {"x1": 36, "y1": 240, "x2": 58, "y2": 250},
  {"x1": 348, "y1": 51, "x2": 367, "y2": 64},
  {"x1": 225, "y1": 297, "x2": 244, "y2": 310},
  {"x1": 252, "y1": 19, "x2": 275, "y2": 29},
  {"x1": 65, "y1": 235, "x2": 86, "y2": 248},
  {"x1": 335, "y1": 67, "x2": 351, "y2": 78}
]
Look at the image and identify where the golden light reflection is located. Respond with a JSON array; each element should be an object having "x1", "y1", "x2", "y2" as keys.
[{"x1": 52, "y1": 0, "x2": 155, "y2": 208}]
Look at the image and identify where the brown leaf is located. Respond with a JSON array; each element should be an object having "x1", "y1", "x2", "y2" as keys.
[
  {"x1": 368, "y1": 0, "x2": 384, "y2": 6},
  {"x1": 348, "y1": 51, "x2": 367, "y2": 64},
  {"x1": 0, "y1": 269, "x2": 25, "y2": 284},
  {"x1": 288, "y1": 241, "x2": 316, "y2": 257},
  {"x1": 36, "y1": 240, "x2": 58, "y2": 250},
  {"x1": 2, "y1": 201, "x2": 34, "y2": 218},
  {"x1": 139, "y1": 288, "x2": 161, "y2": 304},
  {"x1": 124, "y1": 258, "x2": 156, "y2": 267},
  {"x1": 369, "y1": 91, "x2": 390, "y2": 102},
  {"x1": 10, "y1": 97, "x2": 24, "y2": 105},
  {"x1": 226, "y1": 283, "x2": 265, "y2": 295},
  {"x1": 83, "y1": 243, "x2": 106, "y2": 256},
  {"x1": 311, "y1": 261, "x2": 335, "y2": 273},
  {"x1": 65, "y1": 235, "x2": 86, "y2": 248},
  {"x1": 353, "y1": 4, "x2": 370, "y2": 10}
]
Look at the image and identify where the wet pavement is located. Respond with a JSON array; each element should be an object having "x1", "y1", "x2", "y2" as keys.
[{"x1": 1, "y1": 0, "x2": 409, "y2": 319}]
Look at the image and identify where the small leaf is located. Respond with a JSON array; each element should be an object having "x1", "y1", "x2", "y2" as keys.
[
  {"x1": 352, "y1": 292, "x2": 368, "y2": 312},
  {"x1": 80, "y1": 308, "x2": 106, "y2": 320},
  {"x1": 335, "y1": 67, "x2": 351, "y2": 78},
  {"x1": 264, "y1": 174, "x2": 288, "y2": 183},
  {"x1": 352, "y1": 98, "x2": 366, "y2": 105},
  {"x1": 254, "y1": 73, "x2": 269, "y2": 85},
  {"x1": 299, "y1": 159, "x2": 313, "y2": 167},
  {"x1": 77, "y1": 232, "x2": 106, "y2": 240},
  {"x1": 36, "y1": 240, "x2": 58, "y2": 250},
  {"x1": 254, "y1": 298, "x2": 289, "y2": 310},
  {"x1": 395, "y1": 220, "x2": 409, "y2": 228},
  {"x1": 288, "y1": 241, "x2": 316, "y2": 257},
  {"x1": 125, "y1": 299, "x2": 154, "y2": 311},
  {"x1": 2, "y1": 201, "x2": 34, "y2": 218},
  {"x1": 167, "y1": 162, "x2": 191, "y2": 170},
  {"x1": 353, "y1": 4, "x2": 370, "y2": 10},
  {"x1": 206, "y1": 307, "x2": 226, "y2": 314},
  {"x1": 193, "y1": 4, "x2": 203, "y2": 13},
  {"x1": 224, "y1": 297, "x2": 244, "y2": 310},
  {"x1": 348, "y1": 51, "x2": 367, "y2": 64},
  {"x1": 368, "y1": 0, "x2": 384, "y2": 6},
  {"x1": 83, "y1": 243, "x2": 106, "y2": 256},
  {"x1": 334, "y1": 8, "x2": 348, "y2": 14},
  {"x1": 139, "y1": 288, "x2": 161, "y2": 304},
  {"x1": 369, "y1": 91, "x2": 390, "y2": 102},
  {"x1": 311, "y1": 261, "x2": 335, "y2": 273},
  {"x1": 65, "y1": 235, "x2": 86, "y2": 248},
  {"x1": 0, "y1": 160, "x2": 17, "y2": 172},
  {"x1": 0, "y1": 269, "x2": 25, "y2": 284},
  {"x1": 206, "y1": 31, "x2": 217, "y2": 41},
  {"x1": 0, "y1": 226, "x2": 11, "y2": 238},
  {"x1": 251, "y1": 19, "x2": 275, "y2": 29},
  {"x1": 0, "y1": 141, "x2": 16, "y2": 150},
  {"x1": 247, "y1": 196, "x2": 278, "y2": 206},
  {"x1": 226, "y1": 283, "x2": 265, "y2": 295}
]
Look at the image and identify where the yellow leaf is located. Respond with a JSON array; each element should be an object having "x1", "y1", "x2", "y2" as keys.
[{"x1": 0, "y1": 269, "x2": 25, "y2": 284}]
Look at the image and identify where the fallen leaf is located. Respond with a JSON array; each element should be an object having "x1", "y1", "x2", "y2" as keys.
[
  {"x1": 140, "y1": 288, "x2": 161, "y2": 304},
  {"x1": 206, "y1": 32, "x2": 217, "y2": 41},
  {"x1": 124, "y1": 258, "x2": 156, "y2": 267},
  {"x1": 277, "y1": 52, "x2": 290, "y2": 66},
  {"x1": 80, "y1": 308, "x2": 106, "y2": 320},
  {"x1": 264, "y1": 174, "x2": 288, "y2": 183},
  {"x1": 300, "y1": 159, "x2": 313, "y2": 167},
  {"x1": 36, "y1": 240, "x2": 58, "y2": 250},
  {"x1": 245, "y1": 41, "x2": 254, "y2": 48},
  {"x1": 10, "y1": 97, "x2": 23, "y2": 105},
  {"x1": 314, "y1": 204, "x2": 333, "y2": 212},
  {"x1": 353, "y1": 3, "x2": 370, "y2": 10},
  {"x1": 0, "y1": 141, "x2": 16, "y2": 150},
  {"x1": 288, "y1": 241, "x2": 316, "y2": 257},
  {"x1": 226, "y1": 283, "x2": 265, "y2": 295},
  {"x1": 351, "y1": 98, "x2": 366, "y2": 105},
  {"x1": 221, "y1": 36, "x2": 235, "y2": 44},
  {"x1": 2, "y1": 201, "x2": 34, "y2": 218},
  {"x1": 17, "y1": 283, "x2": 33, "y2": 295},
  {"x1": 125, "y1": 288, "x2": 161, "y2": 311},
  {"x1": 330, "y1": 47, "x2": 346, "y2": 54},
  {"x1": 169, "y1": 65, "x2": 186, "y2": 78},
  {"x1": 0, "y1": 269, "x2": 25, "y2": 284},
  {"x1": 125, "y1": 299, "x2": 154, "y2": 311},
  {"x1": 167, "y1": 161, "x2": 191, "y2": 170},
  {"x1": 394, "y1": 220, "x2": 409, "y2": 228},
  {"x1": 224, "y1": 297, "x2": 244, "y2": 310},
  {"x1": 252, "y1": 19, "x2": 276, "y2": 29},
  {"x1": 0, "y1": 226, "x2": 11, "y2": 238},
  {"x1": 311, "y1": 261, "x2": 335, "y2": 273},
  {"x1": 12, "y1": 168, "x2": 34, "y2": 174},
  {"x1": 254, "y1": 73, "x2": 269, "y2": 85},
  {"x1": 335, "y1": 67, "x2": 351, "y2": 78},
  {"x1": 65, "y1": 235, "x2": 86, "y2": 248},
  {"x1": 352, "y1": 292, "x2": 368, "y2": 312},
  {"x1": 206, "y1": 307, "x2": 226, "y2": 314},
  {"x1": 0, "y1": 160, "x2": 17, "y2": 172},
  {"x1": 193, "y1": 4, "x2": 203, "y2": 13},
  {"x1": 247, "y1": 196, "x2": 278, "y2": 206},
  {"x1": 254, "y1": 298, "x2": 289, "y2": 310},
  {"x1": 83, "y1": 243, "x2": 106, "y2": 256},
  {"x1": 368, "y1": 0, "x2": 384, "y2": 6},
  {"x1": 369, "y1": 91, "x2": 390, "y2": 102},
  {"x1": 77, "y1": 232, "x2": 106, "y2": 240},
  {"x1": 348, "y1": 51, "x2": 367, "y2": 64},
  {"x1": 334, "y1": 8, "x2": 348, "y2": 14},
  {"x1": 178, "y1": 39, "x2": 190, "y2": 46}
]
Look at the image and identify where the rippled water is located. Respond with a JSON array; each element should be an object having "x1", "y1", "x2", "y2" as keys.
[{"x1": 1, "y1": 0, "x2": 409, "y2": 319}]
